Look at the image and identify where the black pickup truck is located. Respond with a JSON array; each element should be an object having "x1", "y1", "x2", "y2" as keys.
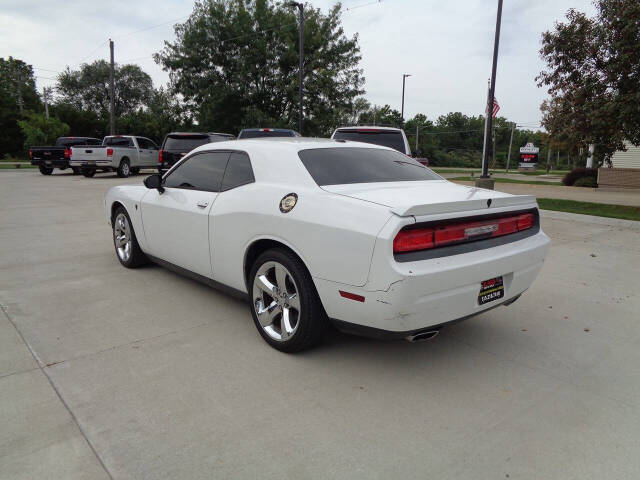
[{"x1": 30, "y1": 137, "x2": 102, "y2": 175}]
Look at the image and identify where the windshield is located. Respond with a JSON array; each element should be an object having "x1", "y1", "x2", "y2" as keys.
[
  {"x1": 239, "y1": 130, "x2": 294, "y2": 139},
  {"x1": 298, "y1": 147, "x2": 440, "y2": 186},
  {"x1": 163, "y1": 135, "x2": 211, "y2": 151},
  {"x1": 333, "y1": 129, "x2": 407, "y2": 153}
]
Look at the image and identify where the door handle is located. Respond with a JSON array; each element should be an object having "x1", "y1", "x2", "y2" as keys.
[{"x1": 197, "y1": 201, "x2": 209, "y2": 208}]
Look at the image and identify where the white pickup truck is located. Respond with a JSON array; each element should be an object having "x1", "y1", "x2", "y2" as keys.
[{"x1": 70, "y1": 135, "x2": 159, "y2": 178}]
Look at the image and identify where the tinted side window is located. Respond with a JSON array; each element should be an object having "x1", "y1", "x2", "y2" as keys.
[
  {"x1": 221, "y1": 152, "x2": 255, "y2": 191},
  {"x1": 136, "y1": 138, "x2": 149, "y2": 149},
  {"x1": 164, "y1": 151, "x2": 230, "y2": 192}
]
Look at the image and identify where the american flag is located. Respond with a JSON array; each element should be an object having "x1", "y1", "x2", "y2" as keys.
[{"x1": 489, "y1": 97, "x2": 500, "y2": 118}]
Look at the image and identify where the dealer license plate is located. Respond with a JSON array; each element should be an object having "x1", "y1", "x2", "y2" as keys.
[{"x1": 478, "y1": 276, "x2": 504, "y2": 305}]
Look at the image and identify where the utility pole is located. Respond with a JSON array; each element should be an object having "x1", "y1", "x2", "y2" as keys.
[
  {"x1": 109, "y1": 39, "x2": 115, "y2": 135},
  {"x1": 478, "y1": 0, "x2": 504, "y2": 189},
  {"x1": 506, "y1": 122, "x2": 515, "y2": 172},
  {"x1": 43, "y1": 87, "x2": 51, "y2": 118},
  {"x1": 546, "y1": 145, "x2": 552, "y2": 173},
  {"x1": 288, "y1": 2, "x2": 304, "y2": 135},
  {"x1": 373, "y1": 105, "x2": 377, "y2": 125},
  {"x1": 17, "y1": 72, "x2": 23, "y2": 114},
  {"x1": 401, "y1": 74, "x2": 411, "y2": 127},
  {"x1": 415, "y1": 124, "x2": 419, "y2": 155}
]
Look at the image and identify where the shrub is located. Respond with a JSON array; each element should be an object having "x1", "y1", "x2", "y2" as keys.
[
  {"x1": 562, "y1": 167, "x2": 598, "y2": 186},
  {"x1": 573, "y1": 176, "x2": 597, "y2": 188}
]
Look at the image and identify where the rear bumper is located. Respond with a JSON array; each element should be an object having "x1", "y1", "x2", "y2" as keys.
[
  {"x1": 31, "y1": 159, "x2": 68, "y2": 168},
  {"x1": 314, "y1": 231, "x2": 550, "y2": 334},
  {"x1": 69, "y1": 160, "x2": 113, "y2": 168}
]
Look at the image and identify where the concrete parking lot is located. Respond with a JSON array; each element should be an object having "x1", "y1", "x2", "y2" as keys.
[{"x1": 1, "y1": 169, "x2": 639, "y2": 479}]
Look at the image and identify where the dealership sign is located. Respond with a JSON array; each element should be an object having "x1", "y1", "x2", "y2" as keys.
[{"x1": 519, "y1": 143, "x2": 539, "y2": 169}]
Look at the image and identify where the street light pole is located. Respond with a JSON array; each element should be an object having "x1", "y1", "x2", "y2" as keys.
[
  {"x1": 288, "y1": 2, "x2": 304, "y2": 135},
  {"x1": 401, "y1": 74, "x2": 411, "y2": 127},
  {"x1": 479, "y1": 0, "x2": 503, "y2": 186}
]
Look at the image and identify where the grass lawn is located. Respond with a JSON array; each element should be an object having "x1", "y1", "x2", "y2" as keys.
[
  {"x1": 538, "y1": 198, "x2": 640, "y2": 221},
  {"x1": 450, "y1": 176, "x2": 561, "y2": 186}
]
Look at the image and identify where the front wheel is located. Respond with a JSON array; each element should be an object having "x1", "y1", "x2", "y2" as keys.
[
  {"x1": 117, "y1": 159, "x2": 130, "y2": 178},
  {"x1": 72, "y1": 167, "x2": 81, "y2": 175},
  {"x1": 249, "y1": 248, "x2": 327, "y2": 352},
  {"x1": 130, "y1": 167, "x2": 140, "y2": 175},
  {"x1": 112, "y1": 207, "x2": 147, "y2": 268},
  {"x1": 39, "y1": 165, "x2": 53, "y2": 175}
]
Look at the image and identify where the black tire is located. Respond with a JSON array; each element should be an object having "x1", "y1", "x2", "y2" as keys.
[
  {"x1": 82, "y1": 168, "x2": 95, "y2": 178},
  {"x1": 39, "y1": 164, "x2": 53, "y2": 175},
  {"x1": 72, "y1": 167, "x2": 81, "y2": 175},
  {"x1": 112, "y1": 206, "x2": 147, "y2": 268},
  {"x1": 130, "y1": 167, "x2": 140, "y2": 175},
  {"x1": 248, "y1": 248, "x2": 328, "y2": 352},
  {"x1": 117, "y1": 158, "x2": 130, "y2": 178}
]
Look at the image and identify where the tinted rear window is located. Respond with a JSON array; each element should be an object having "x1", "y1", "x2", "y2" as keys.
[
  {"x1": 104, "y1": 137, "x2": 133, "y2": 147},
  {"x1": 163, "y1": 135, "x2": 210, "y2": 151},
  {"x1": 239, "y1": 130, "x2": 294, "y2": 139},
  {"x1": 56, "y1": 138, "x2": 101, "y2": 147},
  {"x1": 298, "y1": 147, "x2": 440, "y2": 186},
  {"x1": 333, "y1": 130, "x2": 407, "y2": 153}
]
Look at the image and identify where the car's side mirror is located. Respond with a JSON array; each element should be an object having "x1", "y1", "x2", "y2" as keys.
[{"x1": 144, "y1": 174, "x2": 164, "y2": 193}]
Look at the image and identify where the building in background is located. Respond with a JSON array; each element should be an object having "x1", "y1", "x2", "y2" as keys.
[{"x1": 598, "y1": 142, "x2": 640, "y2": 189}]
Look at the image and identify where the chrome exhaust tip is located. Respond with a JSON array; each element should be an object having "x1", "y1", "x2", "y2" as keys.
[{"x1": 405, "y1": 330, "x2": 440, "y2": 342}]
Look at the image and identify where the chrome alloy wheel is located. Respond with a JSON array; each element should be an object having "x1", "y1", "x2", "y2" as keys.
[
  {"x1": 113, "y1": 213, "x2": 132, "y2": 262},
  {"x1": 252, "y1": 261, "x2": 301, "y2": 341},
  {"x1": 121, "y1": 162, "x2": 130, "y2": 176}
]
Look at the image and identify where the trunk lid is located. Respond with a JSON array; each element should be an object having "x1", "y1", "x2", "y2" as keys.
[
  {"x1": 70, "y1": 145, "x2": 108, "y2": 161},
  {"x1": 322, "y1": 180, "x2": 536, "y2": 217}
]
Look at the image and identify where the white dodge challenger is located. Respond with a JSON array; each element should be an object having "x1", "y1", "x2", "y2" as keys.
[{"x1": 104, "y1": 138, "x2": 550, "y2": 352}]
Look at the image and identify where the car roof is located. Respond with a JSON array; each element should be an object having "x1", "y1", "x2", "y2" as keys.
[
  {"x1": 189, "y1": 137, "x2": 393, "y2": 155},
  {"x1": 239, "y1": 128, "x2": 296, "y2": 132}
]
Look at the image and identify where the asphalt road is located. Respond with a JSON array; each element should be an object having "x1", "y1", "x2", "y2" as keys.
[{"x1": 2, "y1": 169, "x2": 640, "y2": 479}]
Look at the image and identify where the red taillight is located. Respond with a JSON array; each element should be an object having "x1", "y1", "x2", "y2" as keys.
[
  {"x1": 393, "y1": 212, "x2": 535, "y2": 254},
  {"x1": 158, "y1": 149, "x2": 163, "y2": 165},
  {"x1": 29, "y1": 149, "x2": 33, "y2": 159},
  {"x1": 107, "y1": 148, "x2": 114, "y2": 157},
  {"x1": 64, "y1": 148, "x2": 71, "y2": 159}
]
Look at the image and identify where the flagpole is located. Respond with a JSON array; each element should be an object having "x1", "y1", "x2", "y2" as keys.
[
  {"x1": 479, "y1": 0, "x2": 504, "y2": 185},
  {"x1": 481, "y1": 78, "x2": 490, "y2": 169}
]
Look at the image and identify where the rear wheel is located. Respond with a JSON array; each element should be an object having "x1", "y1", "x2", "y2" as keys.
[
  {"x1": 72, "y1": 167, "x2": 81, "y2": 175},
  {"x1": 249, "y1": 248, "x2": 327, "y2": 352},
  {"x1": 112, "y1": 207, "x2": 147, "y2": 268},
  {"x1": 117, "y1": 159, "x2": 130, "y2": 178},
  {"x1": 82, "y1": 168, "x2": 95, "y2": 178},
  {"x1": 39, "y1": 165, "x2": 53, "y2": 175}
]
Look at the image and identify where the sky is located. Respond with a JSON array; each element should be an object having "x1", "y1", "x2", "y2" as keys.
[{"x1": 0, "y1": 0, "x2": 596, "y2": 129}]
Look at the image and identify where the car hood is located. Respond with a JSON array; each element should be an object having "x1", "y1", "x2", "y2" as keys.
[{"x1": 322, "y1": 180, "x2": 537, "y2": 217}]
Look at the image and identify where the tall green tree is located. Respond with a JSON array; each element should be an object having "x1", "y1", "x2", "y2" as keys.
[
  {"x1": 17, "y1": 112, "x2": 70, "y2": 149},
  {"x1": 537, "y1": 0, "x2": 640, "y2": 161},
  {"x1": 155, "y1": 0, "x2": 364, "y2": 135},
  {"x1": 56, "y1": 60, "x2": 154, "y2": 117},
  {"x1": 0, "y1": 57, "x2": 41, "y2": 156}
]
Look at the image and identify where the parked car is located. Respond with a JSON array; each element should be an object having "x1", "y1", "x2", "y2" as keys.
[
  {"x1": 104, "y1": 138, "x2": 550, "y2": 352},
  {"x1": 30, "y1": 137, "x2": 102, "y2": 175},
  {"x1": 70, "y1": 135, "x2": 159, "y2": 178},
  {"x1": 331, "y1": 126, "x2": 412, "y2": 156},
  {"x1": 158, "y1": 132, "x2": 235, "y2": 173},
  {"x1": 237, "y1": 128, "x2": 300, "y2": 139}
]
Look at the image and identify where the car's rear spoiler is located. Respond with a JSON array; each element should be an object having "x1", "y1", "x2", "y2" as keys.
[{"x1": 391, "y1": 195, "x2": 538, "y2": 217}]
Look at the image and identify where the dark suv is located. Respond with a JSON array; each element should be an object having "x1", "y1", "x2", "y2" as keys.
[
  {"x1": 158, "y1": 132, "x2": 235, "y2": 173},
  {"x1": 237, "y1": 128, "x2": 300, "y2": 139}
]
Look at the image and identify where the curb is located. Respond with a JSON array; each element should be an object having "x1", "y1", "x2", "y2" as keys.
[{"x1": 540, "y1": 209, "x2": 640, "y2": 229}]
